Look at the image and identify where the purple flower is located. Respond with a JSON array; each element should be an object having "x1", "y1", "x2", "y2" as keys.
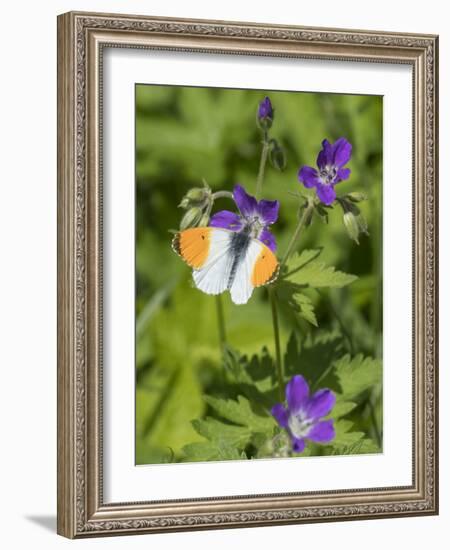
[
  {"x1": 258, "y1": 96, "x2": 273, "y2": 121},
  {"x1": 298, "y1": 137, "x2": 352, "y2": 206},
  {"x1": 210, "y1": 184, "x2": 279, "y2": 251},
  {"x1": 271, "y1": 375, "x2": 336, "y2": 453}
]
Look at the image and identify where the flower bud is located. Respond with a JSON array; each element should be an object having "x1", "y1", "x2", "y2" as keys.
[
  {"x1": 186, "y1": 187, "x2": 208, "y2": 203},
  {"x1": 178, "y1": 197, "x2": 190, "y2": 209},
  {"x1": 343, "y1": 211, "x2": 369, "y2": 244},
  {"x1": 347, "y1": 192, "x2": 367, "y2": 203},
  {"x1": 258, "y1": 96, "x2": 273, "y2": 119},
  {"x1": 179, "y1": 186, "x2": 211, "y2": 210},
  {"x1": 356, "y1": 212, "x2": 369, "y2": 235},
  {"x1": 198, "y1": 212, "x2": 210, "y2": 227},
  {"x1": 257, "y1": 96, "x2": 273, "y2": 130},
  {"x1": 180, "y1": 207, "x2": 203, "y2": 230},
  {"x1": 343, "y1": 211, "x2": 360, "y2": 244},
  {"x1": 337, "y1": 197, "x2": 359, "y2": 215}
]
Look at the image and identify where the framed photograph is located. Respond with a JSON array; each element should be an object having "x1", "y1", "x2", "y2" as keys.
[{"x1": 57, "y1": 11, "x2": 439, "y2": 538}]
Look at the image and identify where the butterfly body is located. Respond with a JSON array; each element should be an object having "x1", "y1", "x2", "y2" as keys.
[{"x1": 173, "y1": 227, "x2": 279, "y2": 305}]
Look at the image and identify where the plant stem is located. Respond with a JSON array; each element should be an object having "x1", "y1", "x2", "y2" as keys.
[
  {"x1": 215, "y1": 294, "x2": 227, "y2": 351},
  {"x1": 280, "y1": 201, "x2": 314, "y2": 268},
  {"x1": 269, "y1": 287, "x2": 284, "y2": 402},
  {"x1": 255, "y1": 132, "x2": 270, "y2": 198},
  {"x1": 211, "y1": 190, "x2": 234, "y2": 200}
]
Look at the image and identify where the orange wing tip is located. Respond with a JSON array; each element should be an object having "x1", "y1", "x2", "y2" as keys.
[
  {"x1": 251, "y1": 247, "x2": 279, "y2": 288},
  {"x1": 265, "y1": 262, "x2": 280, "y2": 287},
  {"x1": 174, "y1": 227, "x2": 212, "y2": 269}
]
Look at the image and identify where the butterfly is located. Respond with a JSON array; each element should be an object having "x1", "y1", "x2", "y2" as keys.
[{"x1": 172, "y1": 226, "x2": 279, "y2": 305}]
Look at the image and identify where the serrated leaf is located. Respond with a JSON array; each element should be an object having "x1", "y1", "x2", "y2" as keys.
[
  {"x1": 204, "y1": 395, "x2": 274, "y2": 433},
  {"x1": 222, "y1": 346, "x2": 278, "y2": 408},
  {"x1": 182, "y1": 441, "x2": 246, "y2": 462},
  {"x1": 192, "y1": 417, "x2": 251, "y2": 448},
  {"x1": 332, "y1": 354, "x2": 382, "y2": 398},
  {"x1": 333, "y1": 419, "x2": 363, "y2": 442},
  {"x1": 332, "y1": 400, "x2": 358, "y2": 418},
  {"x1": 284, "y1": 331, "x2": 344, "y2": 389},
  {"x1": 329, "y1": 420, "x2": 379, "y2": 455},
  {"x1": 187, "y1": 395, "x2": 276, "y2": 461},
  {"x1": 283, "y1": 250, "x2": 357, "y2": 289},
  {"x1": 291, "y1": 292, "x2": 318, "y2": 326}
]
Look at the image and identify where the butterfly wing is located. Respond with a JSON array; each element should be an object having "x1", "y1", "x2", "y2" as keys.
[
  {"x1": 229, "y1": 238, "x2": 279, "y2": 305},
  {"x1": 173, "y1": 227, "x2": 234, "y2": 296},
  {"x1": 173, "y1": 228, "x2": 279, "y2": 304}
]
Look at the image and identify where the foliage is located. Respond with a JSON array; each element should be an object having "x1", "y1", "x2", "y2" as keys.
[
  {"x1": 182, "y1": 333, "x2": 381, "y2": 461},
  {"x1": 135, "y1": 85, "x2": 383, "y2": 464}
]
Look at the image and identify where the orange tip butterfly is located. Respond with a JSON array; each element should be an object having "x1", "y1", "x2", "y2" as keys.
[{"x1": 172, "y1": 227, "x2": 279, "y2": 305}]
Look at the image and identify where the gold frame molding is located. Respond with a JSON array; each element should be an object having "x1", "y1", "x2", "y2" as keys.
[{"x1": 57, "y1": 11, "x2": 439, "y2": 538}]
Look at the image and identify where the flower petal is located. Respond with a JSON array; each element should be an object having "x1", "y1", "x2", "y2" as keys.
[
  {"x1": 336, "y1": 167, "x2": 351, "y2": 182},
  {"x1": 317, "y1": 139, "x2": 333, "y2": 168},
  {"x1": 259, "y1": 228, "x2": 277, "y2": 252},
  {"x1": 306, "y1": 389, "x2": 336, "y2": 420},
  {"x1": 233, "y1": 184, "x2": 258, "y2": 217},
  {"x1": 209, "y1": 210, "x2": 243, "y2": 231},
  {"x1": 316, "y1": 183, "x2": 336, "y2": 206},
  {"x1": 285, "y1": 375, "x2": 309, "y2": 415},
  {"x1": 332, "y1": 137, "x2": 352, "y2": 167},
  {"x1": 291, "y1": 436, "x2": 306, "y2": 453},
  {"x1": 306, "y1": 419, "x2": 335, "y2": 443},
  {"x1": 298, "y1": 166, "x2": 320, "y2": 189},
  {"x1": 257, "y1": 199, "x2": 279, "y2": 225},
  {"x1": 271, "y1": 403, "x2": 289, "y2": 428}
]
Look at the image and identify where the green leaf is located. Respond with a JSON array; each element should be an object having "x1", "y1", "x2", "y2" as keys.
[
  {"x1": 291, "y1": 292, "x2": 318, "y2": 326},
  {"x1": 185, "y1": 394, "x2": 277, "y2": 462},
  {"x1": 283, "y1": 249, "x2": 358, "y2": 289},
  {"x1": 220, "y1": 347, "x2": 279, "y2": 409},
  {"x1": 204, "y1": 395, "x2": 274, "y2": 433},
  {"x1": 332, "y1": 354, "x2": 382, "y2": 398},
  {"x1": 332, "y1": 400, "x2": 358, "y2": 418},
  {"x1": 182, "y1": 441, "x2": 246, "y2": 462},
  {"x1": 192, "y1": 417, "x2": 252, "y2": 448},
  {"x1": 328, "y1": 420, "x2": 379, "y2": 455},
  {"x1": 284, "y1": 331, "x2": 344, "y2": 390}
]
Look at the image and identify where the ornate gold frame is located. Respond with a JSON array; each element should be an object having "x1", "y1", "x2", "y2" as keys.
[{"x1": 57, "y1": 11, "x2": 439, "y2": 538}]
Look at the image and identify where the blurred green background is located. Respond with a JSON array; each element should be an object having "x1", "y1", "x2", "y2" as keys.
[{"x1": 135, "y1": 84, "x2": 383, "y2": 465}]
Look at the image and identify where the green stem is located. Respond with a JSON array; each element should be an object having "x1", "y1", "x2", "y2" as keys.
[
  {"x1": 215, "y1": 294, "x2": 227, "y2": 351},
  {"x1": 269, "y1": 287, "x2": 284, "y2": 402},
  {"x1": 311, "y1": 364, "x2": 334, "y2": 393},
  {"x1": 255, "y1": 132, "x2": 270, "y2": 199},
  {"x1": 281, "y1": 201, "x2": 314, "y2": 268},
  {"x1": 211, "y1": 190, "x2": 234, "y2": 201}
]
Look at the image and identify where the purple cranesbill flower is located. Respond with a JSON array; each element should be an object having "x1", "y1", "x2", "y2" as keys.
[
  {"x1": 271, "y1": 374, "x2": 336, "y2": 453},
  {"x1": 209, "y1": 184, "x2": 279, "y2": 251},
  {"x1": 258, "y1": 96, "x2": 273, "y2": 121},
  {"x1": 298, "y1": 137, "x2": 352, "y2": 206}
]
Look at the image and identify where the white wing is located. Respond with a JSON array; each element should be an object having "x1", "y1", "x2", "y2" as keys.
[
  {"x1": 229, "y1": 239, "x2": 264, "y2": 305},
  {"x1": 192, "y1": 229, "x2": 234, "y2": 296}
]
